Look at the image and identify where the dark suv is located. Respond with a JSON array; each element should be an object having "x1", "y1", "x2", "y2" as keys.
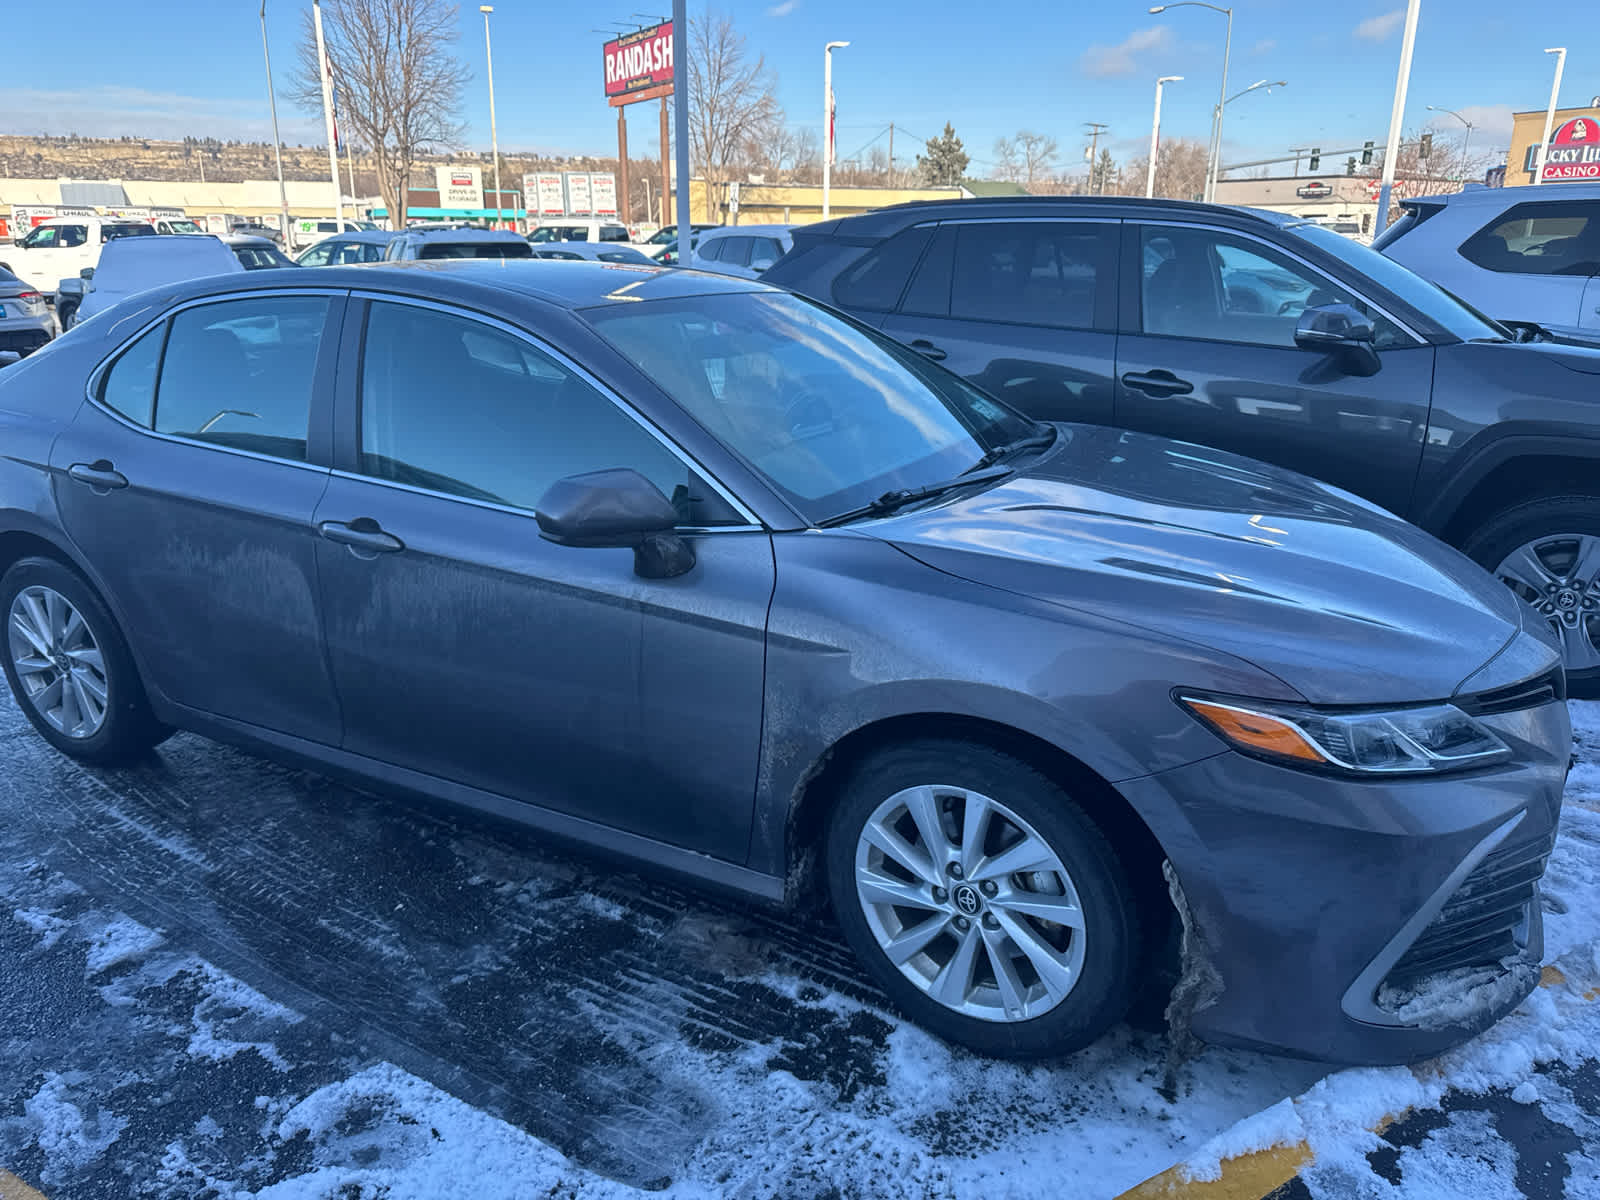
[{"x1": 766, "y1": 197, "x2": 1600, "y2": 686}]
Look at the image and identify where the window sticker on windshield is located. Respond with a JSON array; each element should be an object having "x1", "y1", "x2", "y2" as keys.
[{"x1": 704, "y1": 358, "x2": 727, "y2": 399}]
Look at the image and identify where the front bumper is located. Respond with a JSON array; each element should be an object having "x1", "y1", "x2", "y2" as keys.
[{"x1": 1118, "y1": 698, "x2": 1570, "y2": 1065}]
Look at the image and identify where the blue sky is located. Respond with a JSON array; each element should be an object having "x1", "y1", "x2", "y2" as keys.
[{"x1": 0, "y1": 0, "x2": 1592, "y2": 177}]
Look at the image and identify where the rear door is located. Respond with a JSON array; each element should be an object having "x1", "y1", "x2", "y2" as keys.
[
  {"x1": 1456, "y1": 199, "x2": 1600, "y2": 328},
  {"x1": 1114, "y1": 221, "x2": 1431, "y2": 513},
  {"x1": 878, "y1": 219, "x2": 1120, "y2": 424},
  {"x1": 10, "y1": 225, "x2": 76, "y2": 294}
]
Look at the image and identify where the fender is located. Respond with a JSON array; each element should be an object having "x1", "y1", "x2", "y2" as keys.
[{"x1": 1412, "y1": 431, "x2": 1600, "y2": 536}]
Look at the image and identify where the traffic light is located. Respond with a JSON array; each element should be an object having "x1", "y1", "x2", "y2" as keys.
[
  {"x1": 1361, "y1": 140, "x2": 1375, "y2": 165},
  {"x1": 1346, "y1": 156, "x2": 1357, "y2": 176},
  {"x1": 1308, "y1": 148, "x2": 1321, "y2": 171},
  {"x1": 1419, "y1": 133, "x2": 1433, "y2": 161}
]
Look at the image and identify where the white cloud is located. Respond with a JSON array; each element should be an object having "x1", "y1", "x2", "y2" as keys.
[
  {"x1": 0, "y1": 86, "x2": 323, "y2": 144},
  {"x1": 767, "y1": 0, "x2": 797, "y2": 15},
  {"x1": 1354, "y1": 10, "x2": 1405, "y2": 41},
  {"x1": 1079, "y1": 26, "x2": 1173, "y2": 79}
]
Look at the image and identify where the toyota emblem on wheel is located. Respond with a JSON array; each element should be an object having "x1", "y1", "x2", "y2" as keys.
[{"x1": 953, "y1": 884, "x2": 981, "y2": 915}]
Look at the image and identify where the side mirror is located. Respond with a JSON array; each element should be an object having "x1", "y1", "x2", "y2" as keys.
[
  {"x1": 79, "y1": 267, "x2": 95, "y2": 280},
  {"x1": 1294, "y1": 302, "x2": 1381, "y2": 377},
  {"x1": 535, "y1": 468, "x2": 696, "y2": 579}
]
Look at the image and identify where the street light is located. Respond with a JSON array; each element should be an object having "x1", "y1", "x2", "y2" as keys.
[
  {"x1": 259, "y1": 0, "x2": 292, "y2": 241},
  {"x1": 1534, "y1": 47, "x2": 1567, "y2": 186},
  {"x1": 1373, "y1": 0, "x2": 1422, "y2": 234},
  {"x1": 1150, "y1": 2, "x2": 1231, "y2": 203},
  {"x1": 1225, "y1": 78, "x2": 1286, "y2": 106},
  {"x1": 311, "y1": 0, "x2": 345, "y2": 232},
  {"x1": 1426, "y1": 105, "x2": 1475, "y2": 174},
  {"x1": 1147, "y1": 76, "x2": 1183, "y2": 198},
  {"x1": 822, "y1": 41, "x2": 849, "y2": 219},
  {"x1": 480, "y1": 6, "x2": 503, "y2": 227}
]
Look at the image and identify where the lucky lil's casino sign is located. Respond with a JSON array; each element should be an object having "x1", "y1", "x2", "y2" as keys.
[
  {"x1": 604, "y1": 22, "x2": 674, "y2": 101},
  {"x1": 1527, "y1": 116, "x2": 1600, "y2": 182}
]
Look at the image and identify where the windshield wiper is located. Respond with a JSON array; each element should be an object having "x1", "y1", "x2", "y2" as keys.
[
  {"x1": 964, "y1": 426, "x2": 1059, "y2": 474},
  {"x1": 817, "y1": 465, "x2": 1014, "y2": 528}
]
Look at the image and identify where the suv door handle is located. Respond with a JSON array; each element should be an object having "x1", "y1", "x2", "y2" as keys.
[
  {"x1": 317, "y1": 518, "x2": 404, "y2": 554},
  {"x1": 909, "y1": 339, "x2": 948, "y2": 362},
  {"x1": 1120, "y1": 370, "x2": 1195, "y2": 398},
  {"x1": 67, "y1": 460, "x2": 128, "y2": 491}
]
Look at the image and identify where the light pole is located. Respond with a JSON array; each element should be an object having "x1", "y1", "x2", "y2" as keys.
[
  {"x1": 259, "y1": 0, "x2": 292, "y2": 240},
  {"x1": 1147, "y1": 76, "x2": 1183, "y2": 198},
  {"x1": 1534, "y1": 47, "x2": 1567, "y2": 186},
  {"x1": 480, "y1": 6, "x2": 503, "y2": 227},
  {"x1": 822, "y1": 41, "x2": 849, "y2": 219},
  {"x1": 1373, "y1": 0, "x2": 1422, "y2": 233},
  {"x1": 1426, "y1": 105, "x2": 1475, "y2": 178},
  {"x1": 311, "y1": 0, "x2": 345, "y2": 232},
  {"x1": 1150, "y1": 2, "x2": 1231, "y2": 202}
]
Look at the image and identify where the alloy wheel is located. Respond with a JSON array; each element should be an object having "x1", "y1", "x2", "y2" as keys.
[
  {"x1": 7, "y1": 585, "x2": 110, "y2": 739},
  {"x1": 1493, "y1": 534, "x2": 1600, "y2": 673},
  {"x1": 853, "y1": 784, "x2": 1087, "y2": 1023}
]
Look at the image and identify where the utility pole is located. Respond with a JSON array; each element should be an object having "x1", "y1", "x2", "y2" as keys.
[
  {"x1": 1289, "y1": 146, "x2": 1310, "y2": 176},
  {"x1": 887, "y1": 123, "x2": 895, "y2": 186},
  {"x1": 1534, "y1": 47, "x2": 1567, "y2": 186},
  {"x1": 822, "y1": 41, "x2": 849, "y2": 218},
  {"x1": 1084, "y1": 123, "x2": 1108, "y2": 193},
  {"x1": 480, "y1": 7, "x2": 503, "y2": 227},
  {"x1": 1373, "y1": 0, "x2": 1421, "y2": 232},
  {"x1": 312, "y1": 0, "x2": 345, "y2": 232},
  {"x1": 260, "y1": 0, "x2": 292, "y2": 241},
  {"x1": 673, "y1": 0, "x2": 690, "y2": 237}
]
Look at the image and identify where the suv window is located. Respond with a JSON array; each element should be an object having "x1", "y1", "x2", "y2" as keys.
[
  {"x1": 21, "y1": 227, "x2": 59, "y2": 249},
  {"x1": 416, "y1": 241, "x2": 532, "y2": 260},
  {"x1": 833, "y1": 227, "x2": 934, "y2": 312},
  {"x1": 358, "y1": 301, "x2": 723, "y2": 520},
  {"x1": 154, "y1": 296, "x2": 330, "y2": 460},
  {"x1": 298, "y1": 243, "x2": 334, "y2": 267},
  {"x1": 102, "y1": 223, "x2": 154, "y2": 243},
  {"x1": 1460, "y1": 201, "x2": 1600, "y2": 276},
  {"x1": 719, "y1": 238, "x2": 754, "y2": 268},
  {"x1": 98, "y1": 324, "x2": 166, "y2": 427},
  {"x1": 949, "y1": 222, "x2": 1114, "y2": 330},
  {"x1": 600, "y1": 225, "x2": 630, "y2": 242},
  {"x1": 1140, "y1": 225, "x2": 1406, "y2": 349}
]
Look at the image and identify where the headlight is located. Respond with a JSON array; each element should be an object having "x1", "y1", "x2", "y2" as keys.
[{"x1": 1177, "y1": 694, "x2": 1512, "y2": 776}]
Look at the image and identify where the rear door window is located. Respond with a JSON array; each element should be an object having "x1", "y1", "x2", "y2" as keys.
[
  {"x1": 949, "y1": 222, "x2": 1116, "y2": 330},
  {"x1": 719, "y1": 238, "x2": 754, "y2": 268},
  {"x1": 832, "y1": 226, "x2": 934, "y2": 312},
  {"x1": 98, "y1": 324, "x2": 166, "y2": 427},
  {"x1": 1460, "y1": 201, "x2": 1600, "y2": 276}
]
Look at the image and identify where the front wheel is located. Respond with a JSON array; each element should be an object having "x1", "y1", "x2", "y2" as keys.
[
  {"x1": 0, "y1": 556, "x2": 169, "y2": 763},
  {"x1": 824, "y1": 741, "x2": 1142, "y2": 1058},
  {"x1": 1461, "y1": 495, "x2": 1600, "y2": 696}
]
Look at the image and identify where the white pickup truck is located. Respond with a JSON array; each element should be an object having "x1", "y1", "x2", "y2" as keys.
[{"x1": 3, "y1": 216, "x2": 158, "y2": 299}]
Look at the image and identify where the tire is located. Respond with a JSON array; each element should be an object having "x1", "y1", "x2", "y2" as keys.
[
  {"x1": 824, "y1": 740, "x2": 1142, "y2": 1058},
  {"x1": 1459, "y1": 495, "x2": 1600, "y2": 697},
  {"x1": 0, "y1": 556, "x2": 169, "y2": 764}
]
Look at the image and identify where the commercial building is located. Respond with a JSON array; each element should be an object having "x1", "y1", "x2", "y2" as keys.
[
  {"x1": 0, "y1": 177, "x2": 361, "y2": 239},
  {"x1": 1506, "y1": 104, "x2": 1600, "y2": 186},
  {"x1": 1213, "y1": 175, "x2": 1384, "y2": 237},
  {"x1": 673, "y1": 179, "x2": 967, "y2": 226}
]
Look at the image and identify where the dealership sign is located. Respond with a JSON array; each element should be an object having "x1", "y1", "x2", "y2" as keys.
[
  {"x1": 1295, "y1": 181, "x2": 1334, "y2": 199},
  {"x1": 603, "y1": 21, "x2": 674, "y2": 100},
  {"x1": 1524, "y1": 116, "x2": 1600, "y2": 181},
  {"x1": 434, "y1": 164, "x2": 484, "y2": 210}
]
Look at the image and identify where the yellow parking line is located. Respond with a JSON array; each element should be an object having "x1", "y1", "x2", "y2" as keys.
[{"x1": 0, "y1": 1170, "x2": 47, "y2": 1200}]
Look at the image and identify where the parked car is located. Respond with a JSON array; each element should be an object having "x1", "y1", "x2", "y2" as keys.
[
  {"x1": 766, "y1": 196, "x2": 1600, "y2": 686},
  {"x1": 691, "y1": 225, "x2": 794, "y2": 279},
  {"x1": 0, "y1": 261, "x2": 1568, "y2": 1065},
  {"x1": 528, "y1": 219, "x2": 633, "y2": 246},
  {"x1": 0, "y1": 263, "x2": 51, "y2": 365},
  {"x1": 287, "y1": 218, "x2": 379, "y2": 252},
  {"x1": 384, "y1": 228, "x2": 533, "y2": 261},
  {"x1": 6, "y1": 216, "x2": 157, "y2": 299},
  {"x1": 654, "y1": 233, "x2": 704, "y2": 266},
  {"x1": 229, "y1": 223, "x2": 287, "y2": 247},
  {"x1": 640, "y1": 223, "x2": 720, "y2": 259},
  {"x1": 1375, "y1": 183, "x2": 1600, "y2": 333},
  {"x1": 152, "y1": 217, "x2": 206, "y2": 236},
  {"x1": 295, "y1": 230, "x2": 397, "y2": 267},
  {"x1": 60, "y1": 234, "x2": 294, "y2": 330},
  {"x1": 527, "y1": 242, "x2": 657, "y2": 266}
]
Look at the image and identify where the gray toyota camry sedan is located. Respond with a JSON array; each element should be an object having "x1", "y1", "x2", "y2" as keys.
[{"x1": 0, "y1": 262, "x2": 1569, "y2": 1064}]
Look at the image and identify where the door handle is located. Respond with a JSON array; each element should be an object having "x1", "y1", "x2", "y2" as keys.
[
  {"x1": 317, "y1": 518, "x2": 404, "y2": 554},
  {"x1": 67, "y1": 460, "x2": 128, "y2": 491},
  {"x1": 908, "y1": 339, "x2": 948, "y2": 362},
  {"x1": 1120, "y1": 370, "x2": 1195, "y2": 398}
]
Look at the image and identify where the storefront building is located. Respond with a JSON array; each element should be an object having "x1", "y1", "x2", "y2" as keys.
[{"x1": 1507, "y1": 105, "x2": 1600, "y2": 186}]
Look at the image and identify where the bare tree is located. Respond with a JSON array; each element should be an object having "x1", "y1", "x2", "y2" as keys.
[
  {"x1": 992, "y1": 130, "x2": 1060, "y2": 185},
  {"x1": 1120, "y1": 137, "x2": 1210, "y2": 199},
  {"x1": 688, "y1": 10, "x2": 779, "y2": 209},
  {"x1": 291, "y1": 0, "x2": 469, "y2": 229}
]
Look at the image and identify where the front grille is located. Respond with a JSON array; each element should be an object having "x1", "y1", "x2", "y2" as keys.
[
  {"x1": 1456, "y1": 667, "x2": 1566, "y2": 717},
  {"x1": 0, "y1": 329, "x2": 50, "y2": 356},
  {"x1": 1384, "y1": 837, "x2": 1549, "y2": 988}
]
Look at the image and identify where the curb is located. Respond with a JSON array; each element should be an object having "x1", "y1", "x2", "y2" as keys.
[
  {"x1": 1115, "y1": 964, "x2": 1582, "y2": 1200},
  {"x1": 0, "y1": 1170, "x2": 46, "y2": 1200}
]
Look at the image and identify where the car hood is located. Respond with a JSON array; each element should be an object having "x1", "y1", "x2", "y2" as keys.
[{"x1": 876, "y1": 425, "x2": 1529, "y2": 705}]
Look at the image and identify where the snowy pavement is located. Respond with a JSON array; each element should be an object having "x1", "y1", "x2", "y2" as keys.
[{"x1": 0, "y1": 690, "x2": 1596, "y2": 1198}]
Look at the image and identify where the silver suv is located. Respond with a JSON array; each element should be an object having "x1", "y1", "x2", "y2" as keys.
[{"x1": 1376, "y1": 183, "x2": 1600, "y2": 333}]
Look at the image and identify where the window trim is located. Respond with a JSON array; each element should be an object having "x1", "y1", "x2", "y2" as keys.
[
  {"x1": 1122, "y1": 218, "x2": 1424, "y2": 348},
  {"x1": 84, "y1": 287, "x2": 348, "y2": 472},
  {"x1": 340, "y1": 291, "x2": 764, "y2": 531}
]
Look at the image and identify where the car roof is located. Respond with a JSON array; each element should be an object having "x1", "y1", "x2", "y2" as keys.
[
  {"x1": 37, "y1": 215, "x2": 137, "y2": 225},
  {"x1": 802, "y1": 195, "x2": 1294, "y2": 239},
  {"x1": 90, "y1": 234, "x2": 242, "y2": 289},
  {"x1": 403, "y1": 228, "x2": 528, "y2": 243},
  {"x1": 221, "y1": 234, "x2": 278, "y2": 247},
  {"x1": 1407, "y1": 181, "x2": 1600, "y2": 206},
  {"x1": 156, "y1": 259, "x2": 770, "y2": 310},
  {"x1": 310, "y1": 230, "x2": 395, "y2": 244},
  {"x1": 704, "y1": 224, "x2": 793, "y2": 235}
]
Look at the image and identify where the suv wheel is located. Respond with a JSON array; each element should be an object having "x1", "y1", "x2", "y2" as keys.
[
  {"x1": 1462, "y1": 496, "x2": 1600, "y2": 694},
  {"x1": 0, "y1": 557, "x2": 169, "y2": 763},
  {"x1": 824, "y1": 740, "x2": 1141, "y2": 1058}
]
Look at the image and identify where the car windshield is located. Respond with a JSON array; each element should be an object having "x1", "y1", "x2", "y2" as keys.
[
  {"x1": 418, "y1": 241, "x2": 533, "y2": 260},
  {"x1": 167, "y1": 220, "x2": 203, "y2": 234},
  {"x1": 102, "y1": 223, "x2": 156, "y2": 243},
  {"x1": 234, "y1": 246, "x2": 296, "y2": 269},
  {"x1": 1285, "y1": 221, "x2": 1504, "y2": 342},
  {"x1": 583, "y1": 291, "x2": 1038, "y2": 521}
]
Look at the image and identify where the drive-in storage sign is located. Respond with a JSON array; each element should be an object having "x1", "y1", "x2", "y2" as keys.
[
  {"x1": 604, "y1": 21, "x2": 673, "y2": 100},
  {"x1": 435, "y1": 165, "x2": 484, "y2": 210},
  {"x1": 1526, "y1": 117, "x2": 1600, "y2": 182}
]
